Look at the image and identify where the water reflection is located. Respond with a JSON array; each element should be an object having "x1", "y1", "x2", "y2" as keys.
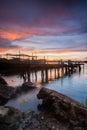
[
  {"x1": 2, "y1": 67, "x2": 70, "y2": 87},
  {"x1": 2, "y1": 64, "x2": 87, "y2": 112},
  {"x1": 45, "y1": 64, "x2": 87, "y2": 105},
  {"x1": 5, "y1": 88, "x2": 41, "y2": 113}
]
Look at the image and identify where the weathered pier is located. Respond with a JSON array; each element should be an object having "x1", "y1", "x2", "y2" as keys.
[{"x1": 0, "y1": 58, "x2": 84, "y2": 83}]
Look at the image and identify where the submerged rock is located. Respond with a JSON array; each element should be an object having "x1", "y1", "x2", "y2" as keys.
[
  {"x1": 22, "y1": 82, "x2": 36, "y2": 89},
  {"x1": 12, "y1": 82, "x2": 36, "y2": 98}
]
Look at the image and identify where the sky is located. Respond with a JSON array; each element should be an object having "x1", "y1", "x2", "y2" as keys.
[{"x1": 0, "y1": 0, "x2": 87, "y2": 60}]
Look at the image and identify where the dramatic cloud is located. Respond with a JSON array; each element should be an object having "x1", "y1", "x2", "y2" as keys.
[
  {"x1": 0, "y1": 38, "x2": 19, "y2": 48},
  {"x1": 0, "y1": 37, "x2": 21, "y2": 53},
  {"x1": 0, "y1": 0, "x2": 87, "y2": 59},
  {"x1": 12, "y1": 33, "x2": 87, "y2": 56}
]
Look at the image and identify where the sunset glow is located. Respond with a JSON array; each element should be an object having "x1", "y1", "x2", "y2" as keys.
[{"x1": 0, "y1": 0, "x2": 87, "y2": 60}]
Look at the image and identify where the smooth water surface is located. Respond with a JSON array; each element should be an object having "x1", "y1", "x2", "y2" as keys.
[
  {"x1": 4, "y1": 64, "x2": 87, "y2": 112},
  {"x1": 45, "y1": 64, "x2": 87, "y2": 105}
]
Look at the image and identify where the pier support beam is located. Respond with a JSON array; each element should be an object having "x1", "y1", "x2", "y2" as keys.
[
  {"x1": 45, "y1": 69, "x2": 48, "y2": 83},
  {"x1": 41, "y1": 70, "x2": 44, "y2": 83}
]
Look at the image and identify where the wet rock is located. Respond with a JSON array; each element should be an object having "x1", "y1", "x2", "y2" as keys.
[
  {"x1": 12, "y1": 82, "x2": 36, "y2": 98},
  {"x1": 0, "y1": 106, "x2": 23, "y2": 130},
  {"x1": 0, "y1": 104, "x2": 69, "y2": 130},
  {"x1": 22, "y1": 111, "x2": 69, "y2": 130},
  {"x1": 73, "y1": 127, "x2": 84, "y2": 130},
  {"x1": 37, "y1": 87, "x2": 87, "y2": 129},
  {"x1": 0, "y1": 84, "x2": 14, "y2": 105},
  {"x1": 0, "y1": 76, "x2": 7, "y2": 85},
  {"x1": 0, "y1": 81, "x2": 36, "y2": 103},
  {"x1": 1, "y1": 86, "x2": 87, "y2": 130},
  {"x1": 0, "y1": 106, "x2": 9, "y2": 116},
  {"x1": 22, "y1": 82, "x2": 36, "y2": 89}
]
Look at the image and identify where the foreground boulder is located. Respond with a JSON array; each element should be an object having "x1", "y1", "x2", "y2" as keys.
[
  {"x1": 0, "y1": 84, "x2": 14, "y2": 105},
  {"x1": 37, "y1": 87, "x2": 87, "y2": 130},
  {"x1": 0, "y1": 106, "x2": 23, "y2": 130},
  {"x1": 0, "y1": 76, "x2": 14, "y2": 105}
]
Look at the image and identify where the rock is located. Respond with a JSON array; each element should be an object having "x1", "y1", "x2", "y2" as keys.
[
  {"x1": 0, "y1": 84, "x2": 14, "y2": 105},
  {"x1": 73, "y1": 127, "x2": 84, "y2": 130},
  {"x1": 37, "y1": 87, "x2": 87, "y2": 129},
  {"x1": 22, "y1": 111, "x2": 69, "y2": 130},
  {"x1": 22, "y1": 82, "x2": 35, "y2": 89},
  {"x1": 0, "y1": 76, "x2": 7, "y2": 85},
  {"x1": 0, "y1": 81, "x2": 36, "y2": 103},
  {"x1": 2, "y1": 86, "x2": 86, "y2": 130},
  {"x1": 12, "y1": 82, "x2": 36, "y2": 98},
  {"x1": 0, "y1": 106, "x2": 23, "y2": 130},
  {"x1": 0, "y1": 106, "x2": 9, "y2": 116},
  {"x1": 0, "y1": 104, "x2": 69, "y2": 130}
]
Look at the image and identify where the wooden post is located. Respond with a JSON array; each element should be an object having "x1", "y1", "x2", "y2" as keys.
[
  {"x1": 45, "y1": 69, "x2": 48, "y2": 83},
  {"x1": 41, "y1": 70, "x2": 44, "y2": 83},
  {"x1": 28, "y1": 70, "x2": 30, "y2": 82},
  {"x1": 35, "y1": 70, "x2": 37, "y2": 82},
  {"x1": 50, "y1": 69, "x2": 52, "y2": 80},
  {"x1": 55, "y1": 68, "x2": 56, "y2": 79}
]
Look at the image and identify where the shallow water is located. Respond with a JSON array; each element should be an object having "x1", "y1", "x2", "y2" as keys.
[
  {"x1": 6, "y1": 88, "x2": 41, "y2": 113},
  {"x1": 45, "y1": 64, "x2": 87, "y2": 105},
  {"x1": 4, "y1": 64, "x2": 87, "y2": 112}
]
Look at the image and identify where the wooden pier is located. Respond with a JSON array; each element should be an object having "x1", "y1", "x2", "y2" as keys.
[
  {"x1": 21, "y1": 63, "x2": 83, "y2": 83},
  {"x1": 0, "y1": 56, "x2": 84, "y2": 84}
]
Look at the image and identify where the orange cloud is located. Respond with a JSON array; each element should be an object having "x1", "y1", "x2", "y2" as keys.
[
  {"x1": 0, "y1": 28, "x2": 43, "y2": 41},
  {"x1": 0, "y1": 46, "x2": 21, "y2": 52}
]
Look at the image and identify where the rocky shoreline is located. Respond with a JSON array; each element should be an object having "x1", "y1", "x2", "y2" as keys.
[
  {"x1": 0, "y1": 76, "x2": 87, "y2": 130},
  {"x1": 0, "y1": 106, "x2": 69, "y2": 130},
  {"x1": 38, "y1": 88, "x2": 87, "y2": 130},
  {"x1": 0, "y1": 76, "x2": 36, "y2": 105}
]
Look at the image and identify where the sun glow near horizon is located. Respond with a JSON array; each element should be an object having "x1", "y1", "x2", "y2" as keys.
[
  {"x1": 0, "y1": 0, "x2": 87, "y2": 61},
  {"x1": 0, "y1": 48, "x2": 87, "y2": 61}
]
